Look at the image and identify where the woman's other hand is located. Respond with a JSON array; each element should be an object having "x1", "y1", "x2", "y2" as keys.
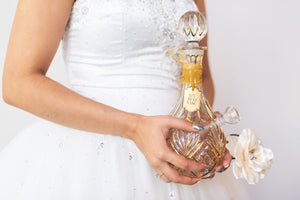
[
  {"x1": 214, "y1": 149, "x2": 232, "y2": 173},
  {"x1": 214, "y1": 111, "x2": 233, "y2": 173},
  {"x1": 130, "y1": 115, "x2": 206, "y2": 185}
]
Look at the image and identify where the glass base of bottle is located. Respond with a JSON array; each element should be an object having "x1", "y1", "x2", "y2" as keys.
[{"x1": 167, "y1": 123, "x2": 227, "y2": 178}]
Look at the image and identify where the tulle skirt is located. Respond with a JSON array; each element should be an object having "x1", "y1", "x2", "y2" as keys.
[{"x1": 0, "y1": 87, "x2": 251, "y2": 200}]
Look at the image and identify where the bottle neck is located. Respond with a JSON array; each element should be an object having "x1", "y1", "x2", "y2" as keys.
[
  {"x1": 178, "y1": 44, "x2": 204, "y2": 89},
  {"x1": 180, "y1": 84, "x2": 203, "y2": 93},
  {"x1": 180, "y1": 62, "x2": 203, "y2": 90}
]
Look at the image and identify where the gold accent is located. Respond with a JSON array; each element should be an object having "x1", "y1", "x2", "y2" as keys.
[
  {"x1": 181, "y1": 62, "x2": 203, "y2": 89},
  {"x1": 204, "y1": 97, "x2": 216, "y2": 120},
  {"x1": 168, "y1": 46, "x2": 204, "y2": 89},
  {"x1": 168, "y1": 45, "x2": 180, "y2": 62}
]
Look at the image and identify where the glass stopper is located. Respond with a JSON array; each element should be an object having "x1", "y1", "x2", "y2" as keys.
[
  {"x1": 216, "y1": 106, "x2": 241, "y2": 126},
  {"x1": 178, "y1": 11, "x2": 207, "y2": 42}
]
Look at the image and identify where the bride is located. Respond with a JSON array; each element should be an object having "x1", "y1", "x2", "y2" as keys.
[{"x1": 1, "y1": 0, "x2": 251, "y2": 199}]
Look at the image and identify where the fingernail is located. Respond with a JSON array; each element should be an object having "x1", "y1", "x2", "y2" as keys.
[
  {"x1": 217, "y1": 168, "x2": 224, "y2": 173},
  {"x1": 204, "y1": 167, "x2": 211, "y2": 173},
  {"x1": 192, "y1": 124, "x2": 204, "y2": 131},
  {"x1": 224, "y1": 164, "x2": 230, "y2": 169},
  {"x1": 214, "y1": 111, "x2": 223, "y2": 118}
]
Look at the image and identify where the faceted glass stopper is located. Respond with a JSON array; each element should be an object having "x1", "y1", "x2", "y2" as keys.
[
  {"x1": 223, "y1": 106, "x2": 241, "y2": 124},
  {"x1": 216, "y1": 106, "x2": 241, "y2": 126},
  {"x1": 178, "y1": 11, "x2": 207, "y2": 42}
]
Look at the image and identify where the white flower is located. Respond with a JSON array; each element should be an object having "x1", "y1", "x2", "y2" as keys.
[{"x1": 226, "y1": 128, "x2": 274, "y2": 184}]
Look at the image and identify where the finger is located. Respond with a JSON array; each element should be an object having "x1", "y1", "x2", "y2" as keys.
[
  {"x1": 155, "y1": 170, "x2": 171, "y2": 183},
  {"x1": 160, "y1": 175, "x2": 170, "y2": 183},
  {"x1": 203, "y1": 172, "x2": 215, "y2": 179},
  {"x1": 222, "y1": 150, "x2": 233, "y2": 168},
  {"x1": 167, "y1": 116, "x2": 199, "y2": 132},
  {"x1": 216, "y1": 150, "x2": 232, "y2": 173},
  {"x1": 160, "y1": 162, "x2": 200, "y2": 185},
  {"x1": 215, "y1": 164, "x2": 224, "y2": 173},
  {"x1": 214, "y1": 111, "x2": 222, "y2": 118},
  {"x1": 160, "y1": 173, "x2": 171, "y2": 183},
  {"x1": 164, "y1": 148, "x2": 207, "y2": 172}
]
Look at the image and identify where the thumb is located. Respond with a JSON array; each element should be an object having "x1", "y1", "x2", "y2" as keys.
[{"x1": 167, "y1": 116, "x2": 200, "y2": 132}]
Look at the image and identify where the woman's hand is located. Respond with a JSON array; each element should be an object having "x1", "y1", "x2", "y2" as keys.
[
  {"x1": 130, "y1": 115, "x2": 206, "y2": 185},
  {"x1": 214, "y1": 149, "x2": 232, "y2": 173},
  {"x1": 213, "y1": 111, "x2": 233, "y2": 174},
  {"x1": 200, "y1": 149, "x2": 232, "y2": 180}
]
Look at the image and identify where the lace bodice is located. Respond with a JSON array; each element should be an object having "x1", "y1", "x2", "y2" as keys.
[{"x1": 62, "y1": 0, "x2": 199, "y2": 91}]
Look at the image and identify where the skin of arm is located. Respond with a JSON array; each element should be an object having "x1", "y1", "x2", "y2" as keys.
[
  {"x1": 2, "y1": 0, "x2": 140, "y2": 139},
  {"x1": 194, "y1": 0, "x2": 215, "y2": 105}
]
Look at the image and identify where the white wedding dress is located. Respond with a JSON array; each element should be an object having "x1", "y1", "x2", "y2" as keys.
[{"x1": 0, "y1": 0, "x2": 251, "y2": 199}]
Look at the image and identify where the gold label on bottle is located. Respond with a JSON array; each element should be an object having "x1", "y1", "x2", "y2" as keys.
[{"x1": 183, "y1": 87, "x2": 201, "y2": 112}]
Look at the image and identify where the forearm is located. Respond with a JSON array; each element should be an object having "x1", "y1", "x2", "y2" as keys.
[
  {"x1": 195, "y1": 0, "x2": 215, "y2": 106},
  {"x1": 201, "y1": 37, "x2": 215, "y2": 106},
  {"x1": 2, "y1": 0, "x2": 136, "y2": 139},
  {"x1": 3, "y1": 72, "x2": 140, "y2": 139},
  {"x1": 200, "y1": 35, "x2": 215, "y2": 106}
]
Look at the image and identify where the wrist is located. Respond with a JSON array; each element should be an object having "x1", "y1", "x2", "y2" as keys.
[{"x1": 123, "y1": 112, "x2": 144, "y2": 140}]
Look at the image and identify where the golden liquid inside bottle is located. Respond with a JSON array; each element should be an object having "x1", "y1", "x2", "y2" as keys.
[{"x1": 167, "y1": 50, "x2": 227, "y2": 179}]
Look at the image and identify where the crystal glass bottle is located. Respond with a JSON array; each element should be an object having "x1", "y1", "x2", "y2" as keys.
[{"x1": 166, "y1": 11, "x2": 240, "y2": 179}]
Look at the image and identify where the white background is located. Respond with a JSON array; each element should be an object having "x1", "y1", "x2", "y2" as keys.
[{"x1": 1, "y1": 0, "x2": 300, "y2": 199}]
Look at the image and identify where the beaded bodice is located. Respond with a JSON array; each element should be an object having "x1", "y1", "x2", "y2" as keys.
[{"x1": 62, "y1": 0, "x2": 199, "y2": 90}]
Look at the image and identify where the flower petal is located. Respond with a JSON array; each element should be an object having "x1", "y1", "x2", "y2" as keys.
[
  {"x1": 226, "y1": 135, "x2": 238, "y2": 156},
  {"x1": 242, "y1": 165, "x2": 260, "y2": 184},
  {"x1": 232, "y1": 161, "x2": 243, "y2": 179}
]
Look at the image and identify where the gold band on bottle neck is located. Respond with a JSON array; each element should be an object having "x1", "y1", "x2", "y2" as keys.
[
  {"x1": 168, "y1": 45, "x2": 204, "y2": 89},
  {"x1": 180, "y1": 62, "x2": 203, "y2": 89}
]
